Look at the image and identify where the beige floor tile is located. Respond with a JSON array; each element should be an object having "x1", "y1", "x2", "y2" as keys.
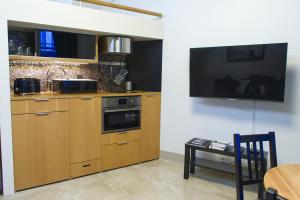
[{"x1": 0, "y1": 159, "x2": 257, "y2": 200}]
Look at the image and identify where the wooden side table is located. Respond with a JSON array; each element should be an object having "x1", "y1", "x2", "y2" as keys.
[
  {"x1": 264, "y1": 164, "x2": 300, "y2": 200},
  {"x1": 184, "y1": 138, "x2": 268, "y2": 179}
]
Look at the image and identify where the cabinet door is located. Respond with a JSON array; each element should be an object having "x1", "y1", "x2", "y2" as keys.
[
  {"x1": 102, "y1": 140, "x2": 140, "y2": 171},
  {"x1": 12, "y1": 112, "x2": 69, "y2": 191},
  {"x1": 69, "y1": 97, "x2": 101, "y2": 164},
  {"x1": 141, "y1": 94, "x2": 161, "y2": 162}
]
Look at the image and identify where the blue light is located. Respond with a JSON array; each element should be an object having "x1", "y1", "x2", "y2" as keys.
[{"x1": 40, "y1": 31, "x2": 57, "y2": 57}]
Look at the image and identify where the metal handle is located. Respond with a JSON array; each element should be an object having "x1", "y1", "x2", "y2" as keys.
[
  {"x1": 118, "y1": 131, "x2": 128, "y2": 134},
  {"x1": 35, "y1": 98, "x2": 49, "y2": 102},
  {"x1": 81, "y1": 96, "x2": 92, "y2": 100},
  {"x1": 104, "y1": 107, "x2": 140, "y2": 113},
  {"x1": 82, "y1": 164, "x2": 91, "y2": 168},
  {"x1": 35, "y1": 112, "x2": 50, "y2": 116},
  {"x1": 117, "y1": 141, "x2": 129, "y2": 145}
]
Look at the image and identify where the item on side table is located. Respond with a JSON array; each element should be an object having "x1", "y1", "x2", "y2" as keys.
[
  {"x1": 190, "y1": 138, "x2": 210, "y2": 147},
  {"x1": 210, "y1": 140, "x2": 231, "y2": 151}
]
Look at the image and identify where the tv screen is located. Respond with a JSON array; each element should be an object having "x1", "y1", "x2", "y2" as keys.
[{"x1": 190, "y1": 43, "x2": 288, "y2": 102}]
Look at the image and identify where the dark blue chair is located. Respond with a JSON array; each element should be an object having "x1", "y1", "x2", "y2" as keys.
[
  {"x1": 266, "y1": 188, "x2": 287, "y2": 200},
  {"x1": 234, "y1": 132, "x2": 278, "y2": 200}
]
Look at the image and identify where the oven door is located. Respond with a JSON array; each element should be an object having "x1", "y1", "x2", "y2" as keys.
[{"x1": 102, "y1": 107, "x2": 141, "y2": 133}]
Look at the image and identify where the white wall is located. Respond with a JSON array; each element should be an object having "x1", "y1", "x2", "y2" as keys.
[
  {"x1": 0, "y1": 0, "x2": 163, "y2": 195},
  {"x1": 116, "y1": 0, "x2": 300, "y2": 164}
]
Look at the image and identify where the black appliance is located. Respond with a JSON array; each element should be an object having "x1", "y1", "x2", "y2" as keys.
[
  {"x1": 53, "y1": 79, "x2": 98, "y2": 94},
  {"x1": 190, "y1": 43, "x2": 288, "y2": 102},
  {"x1": 14, "y1": 78, "x2": 41, "y2": 95},
  {"x1": 102, "y1": 96, "x2": 141, "y2": 133}
]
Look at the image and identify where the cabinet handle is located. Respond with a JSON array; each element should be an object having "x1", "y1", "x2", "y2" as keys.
[
  {"x1": 118, "y1": 131, "x2": 128, "y2": 134},
  {"x1": 35, "y1": 98, "x2": 49, "y2": 102},
  {"x1": 35, "y1": 112, "x2": 50, "y2": 116},
  {"x1": 81, "y1": 96, "x2": 92, "y2": 100},
  {"x1": 117, "y1": 141, "x2": 129, "y2": 145},
  {"x1": 82, "y1": 164, "x2": 91, "y2": 168}
]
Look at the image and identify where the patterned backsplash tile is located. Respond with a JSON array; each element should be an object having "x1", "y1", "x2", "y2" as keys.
[{"x1": 10, "y1": 59, "x2": 128, "y2": 92}]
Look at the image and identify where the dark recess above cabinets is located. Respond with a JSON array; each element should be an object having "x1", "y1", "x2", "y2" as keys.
[{"x1": 127, "y1": 40, "x2": 163, "y2": 92}]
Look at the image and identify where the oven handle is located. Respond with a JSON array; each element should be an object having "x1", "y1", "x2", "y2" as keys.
[{"x1": 104, "y1": 107, "x2": 140, "y2": 113}]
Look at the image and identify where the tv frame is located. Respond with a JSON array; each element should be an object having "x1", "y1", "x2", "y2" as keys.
[{"x1": 189, "y1": 43, "x2": 288, "y2": 103}]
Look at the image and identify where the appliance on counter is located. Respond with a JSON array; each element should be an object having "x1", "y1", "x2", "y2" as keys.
[
  {"x1": 190, "y1": 43, "x2": 288, "y2": 102},
  {"x1": 100, "y1": 36, "x2": 132, "y2": 54},
  {"x1": 52, "y1": 79, "x2": 98, "y2": 94},
  {"x1": 102, "y1": 96, "x2": 141, "y2": 134},
  {"x1": 14, "y1": 78, "x2": 41, "y2": 95}
]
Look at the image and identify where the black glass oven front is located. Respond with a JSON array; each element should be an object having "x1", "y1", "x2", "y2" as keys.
[{"x1": 102, "y1": 107, "x2": 140, "y2": 133}]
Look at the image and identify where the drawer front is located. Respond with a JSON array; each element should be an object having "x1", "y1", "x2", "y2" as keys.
[
  {"x1": 70, "y1": 159, "x2": 101, "y2": 178},
  {"x1": 102, "y1": 129, "x2": 141, "y2": 146},
  {"x1": 102, "y1": 140, "x2": 140, "y2": 171},
  {"x1": 11, "y1": 98, "x2": 69, "y2": 114}
]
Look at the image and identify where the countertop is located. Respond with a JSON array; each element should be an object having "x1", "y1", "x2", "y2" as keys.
[{"x1": 11, "y1": 91, "x2": 161, "y2": 101}]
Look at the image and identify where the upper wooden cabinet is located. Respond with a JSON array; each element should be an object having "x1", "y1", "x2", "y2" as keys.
[
  {"x1": 8, "y1": 27, "x2": 98, "y2": 63},
  {"x1": 12, "y1": 111, "x2": 70, "y2": 191},
  {"x1": 69, "y1": 97, "x2": 101, "y2": 164},
  {"x1": 140, "y1": 94, "x2": 161, "y2": 162}
]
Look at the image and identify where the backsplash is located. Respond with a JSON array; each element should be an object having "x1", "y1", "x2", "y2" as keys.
[{"x1": 10, "y1": 58, "x2": 128, "y2": 92}]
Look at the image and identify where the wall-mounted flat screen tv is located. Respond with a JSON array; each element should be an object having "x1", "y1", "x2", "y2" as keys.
[{"x1": 190, "y1": 43, "x2": 288, "y2": 102}]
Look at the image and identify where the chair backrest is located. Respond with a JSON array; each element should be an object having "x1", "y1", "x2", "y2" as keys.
[{"x1": 234, "y1": 131, "x2": 278, "y2": 200}]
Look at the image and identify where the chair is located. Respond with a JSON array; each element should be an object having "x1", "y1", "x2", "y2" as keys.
[
  {"x1": 266, "y1": 188, "x2": 287, "y2": 200},
  {"x1": 234, "y1": 132, "x2": 278, "y2": 200}
]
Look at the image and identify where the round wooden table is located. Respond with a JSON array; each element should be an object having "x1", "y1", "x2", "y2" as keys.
[{"x1": 264, "y1": 164, "x2": 300, "y2": 200}]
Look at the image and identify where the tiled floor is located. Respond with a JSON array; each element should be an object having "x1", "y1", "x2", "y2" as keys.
[{"x1": 1, "y1": 159, "x2": 257, "y2": 200}]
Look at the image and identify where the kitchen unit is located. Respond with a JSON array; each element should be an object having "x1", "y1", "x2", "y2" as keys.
[{"x1": 10, "y1": 92, "x2": 161, "y2": 191}]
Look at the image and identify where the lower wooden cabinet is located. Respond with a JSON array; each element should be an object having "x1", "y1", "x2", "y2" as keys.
[
  {"x1": 69, "y1": 97, "x2": 101, "y2": 164},
  {"x1": 102, "y1": 131, "x2": 140, "y2": 171},
  {"x1": 70, "y1": 159, "x2": 101, "y2": 178},
  {"x1": 141, "y1": 94, "x2": 161, "y2": 162},
  {"x1": 12, "y1": 111, "x2": 70, "y2": 191},
  {"x1": 11, "y1": 93, "x2": 161, "y2": 191}
]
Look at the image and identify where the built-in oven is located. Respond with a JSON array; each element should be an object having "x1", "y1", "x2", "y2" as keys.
[{"x1": 102, "y1": 96, "x2": 141, "y2": 134}]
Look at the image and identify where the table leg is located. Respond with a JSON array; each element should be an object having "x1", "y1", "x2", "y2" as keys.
[
  {"x1": 190, "y1": 148, "x2": 195, "y2": 174},
  {"x1": 184, "y1": 145, "x2": 190, "y2": 179}
]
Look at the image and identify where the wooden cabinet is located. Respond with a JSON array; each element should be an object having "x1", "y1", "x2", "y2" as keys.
[
  {"x1": 12, "y1": 110, "x2": 70, "y2": 191},
  {"x1": 70, "y1": 159, "x2": 101, "y2": 178},
  {"x1": 102, "y1": 130, "x2": 141, "y2": 171},
  {"x1": 8, "y1": 27, "x2": 98, "y2": 63},
  {"x1": 141, "y1": 94, "x2": 161, "y2": 162},
  {"x1": 69, "y1": 97, "x2": 101, "y2": 164},
  {"x1": 11, "y1": 92, "x2": 161, "y2": 190}
]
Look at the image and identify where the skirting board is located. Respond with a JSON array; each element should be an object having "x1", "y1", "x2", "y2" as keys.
[{"x1": 160, "y1": 150, "x2": 184, "y2": 163}]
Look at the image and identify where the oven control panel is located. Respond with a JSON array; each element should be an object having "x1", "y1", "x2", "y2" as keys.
[{"x1": 102, "y1": 96, "x2": 141, "y2": 108}]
